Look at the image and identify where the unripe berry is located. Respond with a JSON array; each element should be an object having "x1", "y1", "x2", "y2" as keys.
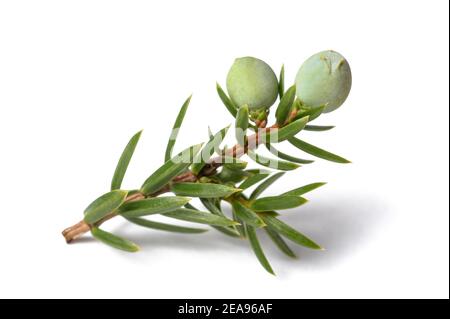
[
  {"x1": 226, "y1": 57, "x2": 278, "y2": 111},
  {"x1": 295, "y1": 50, "x2": 352, "y2": 113}
]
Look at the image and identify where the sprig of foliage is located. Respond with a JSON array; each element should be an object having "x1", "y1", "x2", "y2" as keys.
[{"x1": 63, "y1": 53, "x2": 352, "y2": 275}]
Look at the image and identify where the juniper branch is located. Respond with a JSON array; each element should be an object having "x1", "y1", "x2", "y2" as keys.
[
  {"x1": 61, "y1": 116, "x2": 286, "y2": 243},
  {"x1": 61, "y1": 52, "x2": 352, "y2": 274}
]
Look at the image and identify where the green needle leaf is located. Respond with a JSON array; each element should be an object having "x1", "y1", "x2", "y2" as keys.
[
  {"x1": 216, "y1": 166, "x2": 249, "y2": 183},
  {"x1": 207, "y1": 126, "x2": 214, "y2": 139},
  {"x1": 275, "y1": 85, "x2": 296, "y2": 125},
  {"x1": 127, "y1": 189, "x2": 141, "y2": 196},
  {"x1": 141, "y1": 143, "x2": 203, "y2": 195},
  {"x1": 171, "y1": 182, "x2": 241, "y2": 198},
  {"x1": 111, "y1": 130, "x2": 142, "y2": 190},
  {"x1": 118, "y1": 196, "x2": 191, "y2": 218},
  {"x1": 279, "y1": 116, "x2": 310, "y2": 140},
  {"x1": 304, "y1": 125, "x2": 335, "y2": 132},
  {"x1": 165, "y1": 95, "x2": 192, "y2": 162},
  {"x1": 229, "y1": 196, "x2": 248, "y2": 237},
  {"x1": 212, "y1": 224, "x2": 241, "y2": 237},
  {"x1": 295, "y1": 105, "x2": 325, "y2": 122},
  {"x1": 263, "y1": 116, "x2": 309, "y2": 143},
  {"x1": 249, "y1": 172, "x2": 285, "y2": 200},
  {"x1": 196, "y1": 200, "x2": 241, "y2": 237},
  {"x1": 200, "y1": 198, "x2": 225, "y2": 216},
  {"x1": 239, "y1": 171, "x2": 271, "y2": 190},
  {"x1": 126, "y1": 217, "x2": 207, "y2": 234},
  {"x1": 251, "y1": 196, "x2": 308, "y2": 211},
  {"x1": 84, "y1": 190, "x2": 128, "y2": 224},
  {"x1": 222, "y1": 156, "x2": 248, "y2": 170},
  {"x1": 288, "y1": 137, "x2": 351, "y2": 164},
  {"x1": 248, "y1": 150, "x2": 300, "y2": 171},
  {"x1": 235, "y1": 104, "x2": 249, "y2": 145},
  {"x1": 260, "y1": 215, "x2": 322, "y2": 250},
  {"x1": 265, "y1": 144, "x2": 314, "y2": 164},
  {"x1": 245, "y1": 168, "x2": 271, "y2": 174},
  {"x1": 282, "y1": 182, "x2": 327, "y2": 196},
  {"x1": 258, "y1": 211, "x2": 280, "y2": 218},
  {"x1": 191, "y1": 125, "x2": 230, "y2": 175},
  {"x1": 278, "y1": 64, "x2": 285, "y2": 99},
  {"x1": 265, "y1": 227, "x2": 296, "y2": 258},
  {"x1": 216, "y1": 82, "x2": 237, "y2": 118},
  {"x1": 164, "y1": 208, "x2": 239, "y2": 226},
  {"x1": 232, "y1": 210, "x2": 247, "y2": 238},
  {"x1": 91, "y1": 227, "x2": 139, "y2": 252},
  {"x1": 246, "y1": 225, "x2": 275, "y2": 275},
  {"x1": 232, "y1": 201, "x2": 265, "y2": 228}
]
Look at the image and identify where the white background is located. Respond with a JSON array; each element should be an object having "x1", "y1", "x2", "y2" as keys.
[{"x1": 0, "y1": 0, "x2": 448, "y2": 299}]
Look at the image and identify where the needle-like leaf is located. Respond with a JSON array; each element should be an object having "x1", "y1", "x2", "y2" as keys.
[
  {"x1": 281, "y1": 182, "x2": 327, "y2": 196},
  {"x1": 262, "y1": 116, "x2": 309, "y2": 143},
  {"x1": 216, "y1": 166, "x2": 249, "y2": 183},
  {"x1": 275, "y1": 85, "x2": 296, "y2": 125},
  {"x1": 111, "y1": 130, "x2": 142, "y2": 190},
  {"x1": 207, "y1": 126, "x2": 214, "y2": 139},
  {"x1": 127, "y1": 189, "x2": 141, "y2": 196},
  {"x1": 196, "y1": 200, "x2": 241, "y2": 237},
  {"x1": 119, "y1": 196, "x2": 191, "y2": 218},
  {"x1": 216, "y1": 82, "x2": 237, "y2": 118},
  {"x1": 260, "y1": 215, "x2": 322, "y2": 250},
  {"x1": 126, "y1": 217, "x2": 208, "y2": 234},
  {"x1": 295, "y1": 105, "x2": 325, "y2": 122},
  {"x1": 221, "y1": 156, "x2": 248, "y2": 170},
  {"x1": 91, "y1": 227, "x2": 139, "y2": 252},
  {"x1": 84, "y1": 190, "x2": 128, "y2": 224},
  {"x1": 247, "y1": 150, "x2": 300, "y2": 171},
  {"x1": 141, "y1": 143, "x2": 203, "y2": 195},
  {"x1": 232, "y1": 209, "x2": 247, "y2": 238},
  {"x1": 258, "y1": 211, "x2": 280, "y2": 218},
  {"x1": 239, "y1": 171, "x2": 271, "y2": 190},
  {"x1": 265, "y1": 143, "x2": 314, "y2": 164},
  {"x1": 235, "y1": 104, "x2": 249, "y2": 145},
  {"x1": 191, "y1": 125, "x2": 230, "y2": 175},
  {"x1": 249, "y1": 172, "x2": 285, "y2": 200},
  {"x1": 200, "y1": 198, "x2": 225, "y2": 216},
  {"x1": 288, "y1": 137, "x2": 351, "y2": 164},
  {"x1": 251, "y1": 196, "x2": 308, "y2": 211},
  {"x1": 246, "y1": 225, "x2": 275, "y2": 275},
  {"x1": 171, "y1": 182, "x2": 241, "y2": 198},
  {"x1": 165, "y1": 95, "x2": 192, "y2": 162},
  {"x1": 265, "y1": 227, "x2": 296, "y2": 258},
  {"x1": 246, "y1": 168, "x2": 271, "y2": 174},
  {"x1": 232, "y1": 201, "x2": 265, "y2": 228},
  {"x1": 304, "y1": 125, "x2": 335, "y2": 132},
  {"x1": 278, "y1": 64, "x2": 285, "y2": 99},
  {"x1": 164, "y1": 208, "x2": 239, "y2": 226}
]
